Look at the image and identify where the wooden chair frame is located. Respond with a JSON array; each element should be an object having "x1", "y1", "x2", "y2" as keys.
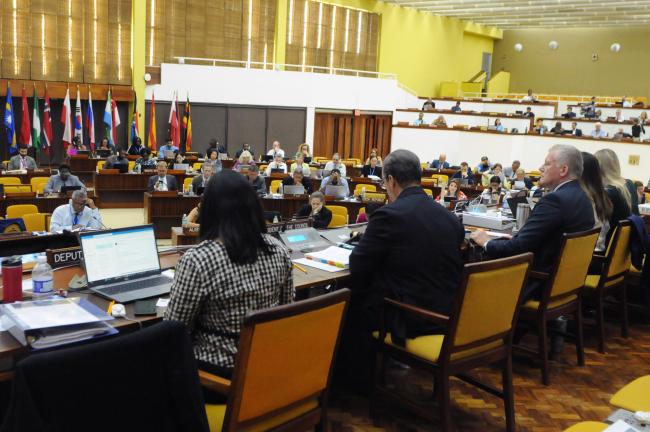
[
  {"x1": 199, "y1": 289, "x2": 351, "y2": 432},
  {"x1": 516, "y1": 227, "x2": 600, "y2": 385},
  {"x1": 584, "y1": 220, "x2": 632, "y2": 353},
  {"x1": 372, "y1": 253, "x2": 533, "y2": 432}
]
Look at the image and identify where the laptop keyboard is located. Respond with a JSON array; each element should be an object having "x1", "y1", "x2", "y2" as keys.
[{"x1": 97, "y1": 276, "x2": 171, "y2": 296}]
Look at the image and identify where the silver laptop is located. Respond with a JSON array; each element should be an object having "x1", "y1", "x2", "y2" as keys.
[
  {"x1": 173, "y1": 163, "x2": 189, "y2": 171},
  {"x1": 218, "y1": 153, "x2": 228, "y2": 160},
  {"x1": 283, "y1": 185, "x2": 305, "y2": 195},
  {"x1": 79, "y1": 225, "x2": 172, "y2": 303},
  {"x1": 163, "y1": 150, "x2": 175, "y2": 159},
  {"x1": 324, "y1": 184, "x2": 347, "y2": 198}
]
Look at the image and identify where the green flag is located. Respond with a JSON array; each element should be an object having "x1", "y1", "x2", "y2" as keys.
[{"x1": 32, "y1": 87, "x2": 41, "y2": 150}]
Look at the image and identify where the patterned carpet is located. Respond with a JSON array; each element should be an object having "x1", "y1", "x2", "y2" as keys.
[{"x1": 327, "y1": 308, "x2": 650, "y2": 431}]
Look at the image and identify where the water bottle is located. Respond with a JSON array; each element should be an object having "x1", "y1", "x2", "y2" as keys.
[
  {"x1": 279, "y1": 183, "x2": 284, "y2": 195},
  {"x1": 134, "y1": 163, "x2": 141, "y2": 174},
  {"x1": 189, "y1": 184, "x2": 194, "y2": 196},
  {"x1": 273, "y1": 214, "x2": 279, "y2": 223},
  {"x1": 361, "y1": 186, "x2": 366, "y2": 200},
  {"x1": 32, "y1": 255, "x2": 54, "y2": 298},
  {"x1": 181, "y1": 213, "x2": 188, "y2": 227}
]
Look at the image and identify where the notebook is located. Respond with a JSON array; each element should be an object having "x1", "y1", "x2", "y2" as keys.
[{"x1": 304, "y1": 246, "x2": 352, "y2": 269}]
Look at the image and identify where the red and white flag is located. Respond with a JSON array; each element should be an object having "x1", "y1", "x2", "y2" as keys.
[
  {"x1": 168, "y1": 91, "x2": 180, "y2": 147},
  {"x1": 74, "y1": 87, "x2": 83, "y2": 141},
  {"x1": 61, "y1": 88, "x2": 72, "y2": 149},
  {"x1": 111, "y1": 98, "x2": 121, "y2": 147},
  {"x1": 20, "y1": 87, "x2": 31, "y2": 147}
]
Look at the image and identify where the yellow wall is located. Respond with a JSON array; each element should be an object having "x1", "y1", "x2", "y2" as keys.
[
  {"x1": 278, "y1": 0, "x2": 501, "y2": 96},
  {"x1": 493, "y1": 27, "x2": 650, "y2": 99},
  {"x1": 131, "y1": 0, "x2": 146, "y2": 128},
  {"x1": 486, "y1": 71, "x2": 510, "y2": 95}
]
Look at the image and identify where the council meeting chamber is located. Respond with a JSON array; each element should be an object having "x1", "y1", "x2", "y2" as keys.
[{"x1": 0, "y1": 1, "x2": 649, "y2": 431}]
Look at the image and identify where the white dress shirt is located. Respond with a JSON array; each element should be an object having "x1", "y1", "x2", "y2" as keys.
[
  {"x1": 155, "y1": 176, "x2": 169, "y2": 191},
  {"x1": 50, "y1": 203, "x2": 103, "y2": 232},
  {"x1": 266, "y1": 148, "x2": 285, "y2": 158},
  {"x1": 323, "y1": 161, "x2": 347, "y2": 177},
  {"x1": 265, "y1": 162, "x2": 287, "y2": 176}
]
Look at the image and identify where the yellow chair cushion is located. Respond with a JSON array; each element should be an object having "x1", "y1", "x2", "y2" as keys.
[
  {"x1": 610, "y1": 375, "x2": 650, "y2": 412},
  {"x1": 205, "y1": 398, "x2": 319, "y2": 432},
  {"x1": 563, "y1": 421, "x2": 608, "y2": 432},
  {"x1": 523, "y1": 295, "x2": 577, "y2": 311},
  {"x1": 372, "y1": 332, "x2": 502, "y2": 363},
  {"x1": 584, "y1": 275, "x2": 625, "y2": 290}
]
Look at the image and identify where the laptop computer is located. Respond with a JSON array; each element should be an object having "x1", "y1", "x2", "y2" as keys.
[
  {"x1": 96, "y1": 149, "x2": 112, "y2": 158},
  {"x1": 324, "y1": 184, "x2": 347, "y2": 198},
  {"x1": 164, "y1": 150, "x2": 176, "y2": 159},
  {"x1": 283, "y1": 185, "x2": 305, "y2": 195},
  {"x1": 271, "y1": 168, "x2": 285, "y2": 174},
  {"x1": 262, "y1": 155, "x2": 274, "y2": 163},
  {"x1": 117, "y1": 163, "x2": 129, "y2": 173},
  {"x1": 60, "y1": 185, "x2": 82, "y2": 194},
  {"x1": 304, "y1": 157, "x2": 312, "y2": 164},
  {"x1": 79, "y1": 225, "x2": 173, "y2": 303},
  {"x1": 218, "y1": 153, "x2": 228, "y2": 160},
  {"x1": 506, "y1": 196, "x2": 529, "y2": 218},
  {"x1": 173, "y1": 163, "x2": 189, "y2": 171}
]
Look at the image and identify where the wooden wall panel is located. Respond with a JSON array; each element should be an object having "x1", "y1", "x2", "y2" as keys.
[{"x1": 313, "y1": 112, "x2": 392, "y2": 161}]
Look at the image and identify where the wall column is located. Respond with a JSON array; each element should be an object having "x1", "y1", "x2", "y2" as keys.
[
  {"x1": 131, "y1": 0, "x2": 146, "y2": 128},
  {"x1": 274, "y1": 0, "x2": 288, "y2": 69}
]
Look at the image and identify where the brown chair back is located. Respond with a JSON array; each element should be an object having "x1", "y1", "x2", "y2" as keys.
[
  {"x1": 222, "y1": 289, "x2": 350, "y2": 431},
  {"x1": 442, "y1": 253, "x2": 533, "y2": 360}
]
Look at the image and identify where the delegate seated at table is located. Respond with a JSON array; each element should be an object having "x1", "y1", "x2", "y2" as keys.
[
  {"x1": 246, "y1": 165, "x2": 266, "y2": 195},
  {"x1": 191, "y1": 164, "x2": 214, "y2": 191},
  {"x1": 148, "y1": 161, "x2": 179, "y2": 192},
  {"x1": 319, "y1": 169, "x2": 349, "y2": 197},
  {"x1": 50, "y1": 190, "x2": 103, "y2": 232},
  {"x1": 282, "y1": 169, "x2": 313, "y2": 195},
  {"x1": 44, "y1": 164, "x2": 85, "y2": 194},
  {"x1": 8, "y1": 145, "x2": 37, "y2": 170},
  {"x1": 296, "y1": 191, "x2": 332, "y2": 229},
  {"x1": 104, "y1": 148, "x2": 129, "y2": 170}
]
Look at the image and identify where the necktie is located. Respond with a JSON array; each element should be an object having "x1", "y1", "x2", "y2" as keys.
[
  {"x1": 20, "y1": 158, "x2": 26, "y2": 169},
  {"x1": 73, "y1": 213, "x2": 79, "y2": 225}
]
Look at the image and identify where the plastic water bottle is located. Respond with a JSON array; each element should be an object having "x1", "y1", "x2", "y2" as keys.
[
  {"x1": 273, "y1": 214, "x2": 279, "y2": 223},
  {"x1": 279, "y1": 183, "x2": 284, "y2": 195},
  {"x1": 188, "y1": 184, "x2": 194, "y2": 196},
  {"x1": 361, "y1": 186, "x2": 366, "y2": 200},
  {"x1": 32, "y1": 255, "x2": 54, "y2": 298},
  {"x1": 181, "y1": 213, "x2": 188, "y2": 227}
]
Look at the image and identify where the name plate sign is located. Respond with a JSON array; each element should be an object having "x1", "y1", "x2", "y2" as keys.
[
  {"x1": 182, "y1": 226, "x2": 200, "y2": 236},
  {"x1": 265, "y1": 218, "x2": 312, "y2": 234},
  {"x1": 46, "y1": 247, "x2": 83, "y2": 269}
]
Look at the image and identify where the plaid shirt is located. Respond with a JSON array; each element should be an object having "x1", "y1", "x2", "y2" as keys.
[{"x1": 165, "y1": 235, "x2": 294, "y2": 369}]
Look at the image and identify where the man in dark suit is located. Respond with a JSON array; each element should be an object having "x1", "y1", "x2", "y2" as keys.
[
  {"x1": 563, "y1": 121, "x2": 583, "y2": 137},
  {"x1": 190, "y1": 163, "x2": 214, "y2": 192},
  {"x1": 429, "y1": 153, "x2": 450, "y2": 170},
  {"x1": 471, "y1": 144, "x2": 594, "y2": 301},
  {"x1": 561, "y1": 106, "x2": 577, "y2": 118},
  {"x1": 148, "y1": 161, "x2": 178, "y2": 192},
  {"x1": 350, "y1": 149, "x2": 465, "y2": 340}
]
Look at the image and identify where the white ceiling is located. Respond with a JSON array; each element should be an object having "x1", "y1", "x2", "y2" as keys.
[{"x1": 382, "y1": 0, "x2": 650, "y2": 28}]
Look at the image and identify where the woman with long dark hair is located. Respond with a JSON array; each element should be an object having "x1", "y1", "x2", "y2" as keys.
[
  {"x1": 165, "y1": 170, "x2": 294, "y2": 384},
  {"x1": 580, "y1": 152, "x2": 613, "y2": 252}
]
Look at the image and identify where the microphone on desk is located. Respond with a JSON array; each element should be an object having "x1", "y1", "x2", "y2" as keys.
[{"x1": 92, "y1": 215, "x2": 109, "y2": 230}]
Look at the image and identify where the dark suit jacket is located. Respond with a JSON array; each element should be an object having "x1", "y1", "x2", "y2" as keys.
[
  {"x1": 361, "y1": 165, "x2": 382, "y2": 178},
  {"x1": 350, "y1": 186, "x2": 465, "y2": 342},
  {"x1": 451, "y1": 170, "x2": 475, "y2": 185},
  {"x1": 562, "y1": 112, "x2": 577, "y2": 118},
  {"x1": 191, "y1": 175, "x2": 210, "y2": 191},
  {"x1": 297, "y1": 204, "x2": 332, "y2": 229},
  {"x1": 430, "y1": 160, "x2": 450, "y2": 169},
  {"x1": 486, "y1": 180, "x2": 595, "y2": 276},
  {"x1": 148, "y1": 175, "x2": 178, "y2": 192}
]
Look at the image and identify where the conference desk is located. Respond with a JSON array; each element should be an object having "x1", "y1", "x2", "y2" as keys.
[
  {"x1": 567, "y1": 104, "x2": 649, "y2": 119},
  {"x1": 144, "y1": 192, "x2": 370, "y2": 238},
  {"x1": 68, "y1": 156, "x2": 105, "y2": 184},
  {"x1": 0, "y1": 169, "x2": 53, "y2": 185},
  {"x1": 0, "y1": 242, "x2": 354, "y2": 362},
  {"x1": 391, "y1": 124, "x2": 649, "y2": 181},
  {"x1": 0, "y1": 193, "x2": 96, "y2": 218},
  {"x1": 94, "y1": 172, "x2": 194, "y2": 208},
  {"x1": 540, "y1": 118, "x2": 648, "y2": 139},
  {"x1": 394, "y1": 109, "x2": 533, "y2": 134},
  {"x1": 420, "y1": 97, "x2": 557, "y2": 118}
]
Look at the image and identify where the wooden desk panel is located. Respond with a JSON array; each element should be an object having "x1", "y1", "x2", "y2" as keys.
[
  {"x1": 94, "y1": 173, "x2": 193, "y2": 208},
  {"x1": 69, "y1": 157, "x2": 105, "y2": 185}
]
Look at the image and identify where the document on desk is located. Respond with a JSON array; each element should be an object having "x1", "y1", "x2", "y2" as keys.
[
  {"x1": 304, "y1": 246, "x2": 352, "y2": 269},
  {"x1": 293, "y1": 258, "x2": 346, "y2": 273}
]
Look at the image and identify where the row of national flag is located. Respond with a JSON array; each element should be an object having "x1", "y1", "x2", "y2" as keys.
[{"x1": 3, "y1": 84, "x2": 193, "y2": 155}]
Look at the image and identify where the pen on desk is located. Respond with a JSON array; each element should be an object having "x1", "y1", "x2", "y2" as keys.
[
  {"x1": 293, "y1": 263, "x2": 308, "y2": 274},
  {"x1": 107, "y1": 300, "x2": 115, "y2": 315}
]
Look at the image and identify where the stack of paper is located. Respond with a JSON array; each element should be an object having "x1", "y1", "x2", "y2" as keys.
[{"x1": 304, "y1": 246, "x2": 352, "y2": 269}]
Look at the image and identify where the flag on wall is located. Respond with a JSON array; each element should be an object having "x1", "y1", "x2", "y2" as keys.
[
  {"x1": 61, "y1": 88, "x2": 72, "y2": 150},
  {"x1": 111, "y1": 98, "x2": 121, "y2": 147},
  {"x1": 86, "y1": 89, "x2": 95, "y2": 151},
  {"x1": 148, "y1": 92, "x2": 157, "y2": 150},
  {"x1": 103, "y1": 90, "x2": 113, "y2": 146},
  {"x1": 42, "y1": 88, "x2": 52, "y2": 153},
  {"x1": 74, "y1": 87, "x2": 83, "y2": 141},
  {"x1": 32, "y1": 87, "x2": 41, "y2": 151},
  {"x1": 168, "y1": 91, "x2": 180, "y2": 147},
  {"x1": 131, "y1": 93, "x2": 140, "y2": 145},
  {"x1": 182, "y1": 93, "x2": 192, "y2": 152},
  {"x1": 4, "y1": 84, "x2": 17, "y2": 154},
  {"x1": 20, "y1": 87, "x2": 31, "y2": 147}
]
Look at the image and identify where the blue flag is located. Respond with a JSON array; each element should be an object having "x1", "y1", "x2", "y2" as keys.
[{"x1": 4, "y1": 85, "x2": 17, "y2": 154}]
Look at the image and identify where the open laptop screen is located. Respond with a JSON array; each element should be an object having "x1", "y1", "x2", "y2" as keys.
[{"x1": 79, "y1": 225, "x2": 161, "y2": 285}]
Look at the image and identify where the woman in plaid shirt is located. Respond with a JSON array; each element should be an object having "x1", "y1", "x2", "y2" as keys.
[{"x1": 165, "y1": 170, "x2": 295, "y2": 384}]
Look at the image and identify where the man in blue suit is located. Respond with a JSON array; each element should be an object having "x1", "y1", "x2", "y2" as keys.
[
  {"x1": 471, "y1": 144, "x2": 595, "y2": 301},
  {"x1": 429, "y1": 153, "x2": 450, "y2": 170}
]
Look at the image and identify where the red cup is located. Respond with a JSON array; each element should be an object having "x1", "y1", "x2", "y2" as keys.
[{"x1": 2, "y1": 256, "x2": 23, "y2": 303}]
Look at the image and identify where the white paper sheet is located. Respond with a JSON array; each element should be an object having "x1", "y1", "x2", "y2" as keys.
[{"x1": 6, "y1": 302, "x2": 101, "y2": 329}]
